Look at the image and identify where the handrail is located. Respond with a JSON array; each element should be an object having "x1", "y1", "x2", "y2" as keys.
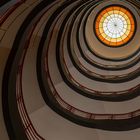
[
  {"x1": 15, "y1": 0, "x2": 62, "y2": 138},
  {"x1": 45, "y1": 5, "x2": 140, "y2": 98},
  {"x1": 15, "y1": 5, "x2": 47, "y2": 139},
  {"x1": 63, "y1": 7, "x2": 140, "y2": 82},
  {"x1": 1, "y1": 0, "x2": 68, "y2": 139},
  {"x1": 45, "y1": 45, "x2": 140, "y2": 120},
  {"x1": 77, "y1": 0, "x2": 140, "y2": 70},
  {"x1": 16, "y1": 30, "x2": 45, "y2": 140},
  {"x1": 82, "y1": 1, "x2": 140, "y2": 64},
  {"x1": 63, "y1": 31, "x2": 140, "y2": 96},
  {"x1": 0, "y1": 0, "x2": 26, "y2": 26},
  {"x1": 62, "y1": 31, "x2": 140, "y2": 80},
  {"x1": 43, "y1": 1, "x2": 140, "y2": 120},
  {"x1": 17, "y1": 63, "x2": 45, "y2": 140}
]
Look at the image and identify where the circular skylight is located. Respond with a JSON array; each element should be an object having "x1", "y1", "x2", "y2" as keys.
[{"x1": 95, "y1": 6, "x2": 136, "y2": 47}]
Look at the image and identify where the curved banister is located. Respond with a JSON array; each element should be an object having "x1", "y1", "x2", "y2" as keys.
[
  {"x1": 76, "y1": 0, "x2": 140, "y2": 70},
  {"x1": 40, "y1": 0, "x2": 140, "y2": 120},
  {"x1": 15, "y1": 16, "x2": 45, "y2": 140},
  {"x1": 45, "y1": 56, "x2": 140, "y2": 121},
  {"x1": 2, "y1": 0, "x2": 59, "y2": 139},
  {"x1": 0, "y1": 0, "x2": 26, "y2": 26},
  {"x1": 3, "y1": 0, "x2": 140, "y2": 137},
  {"x1": 46, "y1": 1, "x2": 140, "y2": 100},
  {"x1": 62, "y1": 9, "x2": 140, "y2": 82}
]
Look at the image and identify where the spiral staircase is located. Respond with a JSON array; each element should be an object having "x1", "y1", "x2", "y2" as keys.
[{"x1": 1, "y1": 0, "x2": 140, "y2": 140}]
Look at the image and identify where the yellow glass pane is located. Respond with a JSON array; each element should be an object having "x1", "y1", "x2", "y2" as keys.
[
  {"x1": 111, "y1": 38, "x2": 117, "y2": 42},
  {"x1": 126, "y1": 19, "x2": 131, "y2": 25},
  {"x1": 127, "y1": 24, "x2": 131, "y2": 30},
  {"x1": 117, "y1": 37, "x2": 123, "y2": 42},
  {"x1": 122, "y1": 13, "x2": 129, "y2": 20},
  {"x1": 125, "y1": 30, "x2": 130, "y2": 35},
  {"x1": 121, "y1": 34, "x2": 127, "y2": 40},
  {"x1": 99, "y1": 22, "x2": 103, "y2": 28},
  {"x1": 103, "y1": 13, "x2": 110, "y2": 19},
  {"x1": 107, "y1": 11, "x2": 114, "y2": 15},
  {"x1": 106, "y1": 36, "x2": 112, "y2": 41},
  {"x1": 119, "y1": 11, "x2": 125, "y2": 16},
  {"x1": 99, "y1": 27, "x2": 104, "y2": 34},
  {"x1": 123, "y1": 36, "x2": 130, "y2": 43},
  {"x1": 100, "y1": 16, "x2": 106, "y2": 23},
  {"x1": 113, "y1": 10, "x2": 120, "y2": 14},
  {"x1": 101, "y1": 33, "x2": 107, "y2": 38},
  {"x1": 103, "y1": 39, "x2": 110, "y2": 45}
]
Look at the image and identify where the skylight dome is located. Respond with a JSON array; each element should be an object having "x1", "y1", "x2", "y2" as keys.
[{"x1": 95, "y1": 5, "x2": 136, "y2": 47}]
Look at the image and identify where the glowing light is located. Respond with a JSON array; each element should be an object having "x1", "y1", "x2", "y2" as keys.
[{"x1": 95, "y1": 6, "x2": 135, "y2": 47}]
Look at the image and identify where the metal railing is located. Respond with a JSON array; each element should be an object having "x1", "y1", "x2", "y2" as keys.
[
  {"x1": 0, "y1": 0, "x2": 26, "y2": 26},
  {"x1": 45, "y1": 56, "x2": 140, "y2": 120}
]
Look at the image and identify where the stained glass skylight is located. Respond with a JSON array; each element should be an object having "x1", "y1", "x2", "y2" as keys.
[{"x1": 94, "y1": 6, "x2": 136, "y2": 47}]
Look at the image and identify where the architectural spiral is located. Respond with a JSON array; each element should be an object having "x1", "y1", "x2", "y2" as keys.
[{"x1": 1, "y1": 0, "x2": 140, "y2": 139}]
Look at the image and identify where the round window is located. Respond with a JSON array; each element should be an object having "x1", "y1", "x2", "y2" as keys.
[{"x1": 94, "y1": 5, "x2": 136, "y2": 47}]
